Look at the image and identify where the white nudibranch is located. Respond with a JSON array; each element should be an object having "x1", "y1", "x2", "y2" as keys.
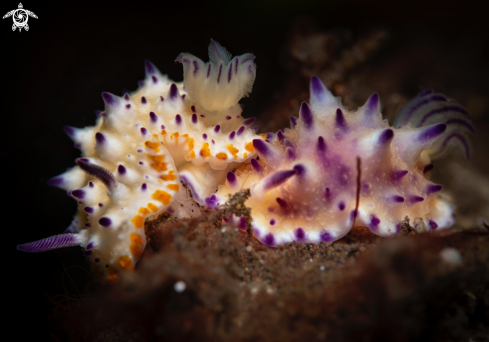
[{"x1": 17, "y1": 40, "x2": 261, "y2": 282}]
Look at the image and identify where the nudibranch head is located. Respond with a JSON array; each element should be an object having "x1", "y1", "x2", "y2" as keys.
[
  {"x1": 213, "y1": 76, "x2": 474, "y2": 246},
  {"x1": 18, "y1": 40, "x2": 262, "y2": 280}
]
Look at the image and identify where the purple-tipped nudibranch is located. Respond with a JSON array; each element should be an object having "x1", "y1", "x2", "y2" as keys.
[
  {"x1": 18, "y1": 40, "x2": 474, "y2": 280},
  {"x1": 18, "y1": 40, "x2": 261, "y2": 281},
  {"x1": 211, "y1": 77, "x2": 474, "y2": 246}
]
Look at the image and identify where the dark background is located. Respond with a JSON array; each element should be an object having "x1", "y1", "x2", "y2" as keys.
[{"x1": 3, "y1": 0, "x2": 488, "y2": 340}]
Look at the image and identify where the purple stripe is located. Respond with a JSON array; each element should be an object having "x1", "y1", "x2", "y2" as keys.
[
  {"x1": 235, "y1": 58, "x2": 239, "y2": 73},
  {"x1": 17, "y1": 234, "x2": 80, "y2": 253},
  {"x1": 263, "y1": 170, "x2": 297, "y2": 190},
  {"x1": 417, "y1": 123, "x2": 446, "y2": 143},
  {"x1": 241, "y1": 55, "x2": 256, "y2": 63},
  {"x1": 445, "y1": 118, "x2": 476, "y2": 134},
  {"x1": 227, "y1": 64, "x2": 233, "y2": 83},
  {"x1": 402, "y1": 94, "x2": 447, "y2": 124},
  {"x1": 193, "y1": 60, "x2": 199, "y2": 76},
  {"x1": 207, "y1": 64, "x2": 211, "y2": 78},
  {"x1": 217, "y1": 64, "x2": 222, "y2": 83},
  {"x1": 417, "y1": 105, "x2": 470, "y2": 127},
  {"x1": 440, "y1": 133, "x2": 471, "y2": 159}
]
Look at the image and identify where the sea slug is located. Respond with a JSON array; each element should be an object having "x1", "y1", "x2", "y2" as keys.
[
  {"x1": 17, "y1": 40, "x2": 474, "y2": 280},
  {"x1": 210, "y1": 77, "x2": 474, "y2": 246},
  {"x1": 17, "y1": 40, "x2": 261, "y2": 281}
]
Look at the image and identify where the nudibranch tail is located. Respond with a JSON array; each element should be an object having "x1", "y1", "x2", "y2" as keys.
[{"x1": 213, "y1": 76, "x2": 470, "y2": 245}]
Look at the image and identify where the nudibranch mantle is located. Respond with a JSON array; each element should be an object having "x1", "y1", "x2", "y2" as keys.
[
  {"x1": 211, "y1": 77, "x2": 474, "y2": 246},
  {"x1": 17, "y1": 40, "x2": 261, "y2": 280}
]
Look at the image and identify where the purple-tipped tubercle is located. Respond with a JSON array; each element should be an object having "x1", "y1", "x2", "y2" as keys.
[{"x1": 263, "y1": 169, "x2": 297, "y2": 190}]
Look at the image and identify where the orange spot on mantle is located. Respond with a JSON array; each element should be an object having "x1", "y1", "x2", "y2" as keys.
[
  {"x1": 118, "y1": 255, "x2": 134, "y2": 270},
  {"x1": 152, "y1": 190, "x2": 172, "y2": 205},
  {"x1": 216, "y1": 152, "x2": 228, "y2": 160},
  {"x1": 167, "y1": 184, "x2": 179, "y2": 191},
  {"x1": 147, "y1": 203, "x2": 158, "y2": 213},
  {"x1": 200, "y1": 143, "x2": 211, "y2": 157},
  {"x1": 245, "y1": 142, "x2": 255, "y2": 152},
  {"x1": 131, "y1": 215, "x2": 144, "y2": 229},
  {"x1": 227, "y1": 144, "x2": 239, "y2": 159}
]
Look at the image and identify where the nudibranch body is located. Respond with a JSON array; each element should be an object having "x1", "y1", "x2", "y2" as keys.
[
  {"x1": 18, "y1": 40, "x2": 261, "y2": 280},
  {"x1": 211, "y1": 77, "x2": 474, "y2": 246}
]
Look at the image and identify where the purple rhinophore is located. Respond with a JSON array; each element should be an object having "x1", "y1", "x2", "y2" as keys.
[
  {"x1": 86, "y1": 242, "x2": 94, "y2": 250},
  {"x1": 99, "y1": 217, "x2": 112, "y2": 227},
  {"x1": 369, "y1": 215, "x2": 381, "y2": 231},
  {"x1": 193, "y1": 60, "x2": 199, "y2": 75},
  {"x1": 202, "y1": 133, "x2": 208, "y2": 140},
  {"x1": 338, "y1": 201, "x2": 345, "y2": 211},
  {"x1": 126, "y1": 104, "x2": 131, "y2": 109},
  {"x1": 293, "y1": 164, "x2": 305, "y2": 176},
  {"x1": 226, "y1": 172, "x2": 237, "y2": 186},
  {"x1": 251, "y1": 159, "x2": 262, "y2": 172},
  {"x1": 102, "y1": 92, "x2": 119, "y2": 106},
  {"x1": 95, "y1": 132, "x2": 106, "y2": 144},
  {"x1": 191, "y1": 113, "x2": 198, "y2": 124},
  {"x1": 391, "y1": 170, "x2": 408, "y2": 182},
  {"x1": 84, "y1": 206, "x2": 94, "y2": 214},
  {"x1": 17, "y1": 233, "x2": 80, "y2": 253},
  {"x1": 214, "y1": 125, "x2": 221, "y2": 133},
  {"x1": 118, "y1": 165, "x2": 127, "y2": 175},
  {"x1": 300, "y1": 102, "x2": 314, "y2": 130},
  {"x1": 276, "y1": 197, "x2": 288, "y2": 208},
  {"x1": 160, "y1": 96, "x2": 165, "y2": 102},
  {"x1": 229, "y1": 131, "x2": 235, "y2": 140},
  {"x1": 140, "y1": 127, "x2": 147, "y2": 135},
  {"x1": 243, "y1": 117, "x2": 256, "y2": 126},
  {"x1": 429, "y1": 220, "x2": 438, "y2": 230},
  {"x1": 151, "y1": 76, "x2": 158, "y2": 84},
  {"x1": 76, "y1": 158, "x2": 117, "y2": 189},
  {"x1": 98, "y1": 203, "x2": 103, "y2": 207},
  {"x1": 47, "y1": 177, "x2": 63, "y2": 187},
  {"x1": 407, "y1": 195, "x2": 424, "y2": 204},
  {"x1": 316, "y1": 136, "x2": 327, "y2": 153},
  {"x1": 141, "y1": 96, "x2": 147, "y2": 104},
  {"x1": 217, "y1": 64, "x2": 223, "y2": 83},
  {"x1": 84, "y1": 223, "x2": 91, "y2": 228},
  {"x1": 263, "y1": 233, "x2": 275, "y2": 247},
  {"x1": 150, "y1": 112, "x2": 158, "y2": 123},
  {"x1": 295, "y1": 228, "x2": 306, "y2": 241},
  {"x1": 206, "y1": 64, "x2": 211, "y2": 78},
  {"x1": 270, "y1": 219, "x2": 275, "y2": 225},
  {"x1": 320, "y1": 230, "x2": 333, "y2": 242},
  {"x1": 63, "y1": 126, "x2": 75, "y2": 137},
  {"x1": 423, "y1": 164, "x2": 434, "y2": 173},
  {"x1": 169, "y1": 83, "x2": 178, "y2": 99},
  {"x1": 123, "y1": 93, "x2": 130, "y2": 101},
  {"x1": 391, "y1": 195, "x2": 405, "y2": 203},
  {"x1": 145, "y1": 60, "x2": 156, "y2": 74},
  {"x1": 325, "y1": 187, "x2": 332, "y2": 201},
  {"x1": 205, "y1": 194, "x2": 218, "y2": 209},
  {"x1": 237, "y1": 126, "x2": 245, "y2": 136},
  {"x1": 71, "y1": 189, "x2": 85, "y2": 199},
  {"x1": 418, "y1": 123, "x2": 447, "y2": 143},
  {"x1": 141, "y1": 183, "x2": 147, "y2": 190},
  {"x1": 253, "y1": 139, "x2": 271, "y2": 156},
  {"x1": 263, "y1": 170, "x2": 297, "y2": 190},
  {"x1": 175, "y1": 114, "x2": 182, "y2": 125},
  {"x1": 83, "y1": 250, "x2": 92, "y2": 256},
  {"x1": 378, "y1": 129, "x2": 394, "y2": 145},
  {"x1": 426, "y1": 184, "x2": 442, "y2": 195},
  {"x1": 290, "y1": 116, "x2": 298, "y2": 127},
  {"x1": 335, "y1": 108, "x2": 347, "y2": 129},
  {"x1": 286, "y1": 147, "x2": 296, "y2": 160},
  {"x1": 365, "y1": 93, "x2": 379, "y2": 116},
  {"x1": 227, "y1": 63, "x2": 233, "y2": 83},
  {"x1": 445, "y1": 118, "x2": 476, "y2": 134}
]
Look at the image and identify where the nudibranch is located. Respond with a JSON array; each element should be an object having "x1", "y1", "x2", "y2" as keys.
[
  {"x1": 211, "y1": 77, "x2": 474, "y2": 246},
  {"x1": 17, "y1": 40, "x2": 261, "y2": 280}
]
